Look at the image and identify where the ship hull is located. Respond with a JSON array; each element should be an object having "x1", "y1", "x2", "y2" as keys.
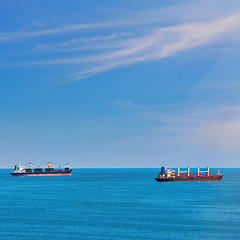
[
  {"x1": 10, "y1": 170, "x2": 72, "y2": 177},
  {"x1": 155, "y1": 175, "x2": 223, "y2": 182}
]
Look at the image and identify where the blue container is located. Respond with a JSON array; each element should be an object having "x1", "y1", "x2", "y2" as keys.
[{"x1": 161, "y1": 167, "x2": 165, "y2": 175}]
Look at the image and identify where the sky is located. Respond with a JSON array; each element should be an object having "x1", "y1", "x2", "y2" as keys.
[{"x1": 1, "y1": 0, "x2": 240, "y2": 168}]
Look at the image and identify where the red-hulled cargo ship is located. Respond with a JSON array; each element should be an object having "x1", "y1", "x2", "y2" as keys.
[
  {"x1": 10, "y1": 162, "x2": 72, "y2": 177},
  {"x1": 155, "y1": 166, "x2": 223, "y2": 182}
]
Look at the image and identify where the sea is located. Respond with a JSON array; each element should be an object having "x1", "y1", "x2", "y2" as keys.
[{"x1": 0, "y1": 168, "x2": 239, "y2": 240}]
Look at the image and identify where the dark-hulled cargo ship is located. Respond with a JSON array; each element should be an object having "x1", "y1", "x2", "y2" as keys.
[
  {"x1": 10, "y1": 162, "x2": 72, "y2": 177},
  {"x1": 155, "y1": 166, "x2": 223, "y2": 182}
]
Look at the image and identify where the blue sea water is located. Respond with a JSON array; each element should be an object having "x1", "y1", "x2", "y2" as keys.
[{"x1": 0, "y1": 168, "x2": 240, "y2": 240}]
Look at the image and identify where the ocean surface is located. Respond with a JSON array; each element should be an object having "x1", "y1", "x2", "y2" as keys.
[{"x1": 0, "y1": 168, "x2": 240, "y2": 240}]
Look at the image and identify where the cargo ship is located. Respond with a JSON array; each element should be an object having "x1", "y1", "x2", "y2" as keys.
[
  {"x1": 10, "y1": 162, "x2": 72, "y2": 177},
  {"x1": 155, "y1": 166, "x2": 223, "y2": 182}
]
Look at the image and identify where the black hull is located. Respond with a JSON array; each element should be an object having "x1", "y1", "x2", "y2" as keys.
[{"x1": 10, "y1": 169, "x2": 72, "y2": 177}]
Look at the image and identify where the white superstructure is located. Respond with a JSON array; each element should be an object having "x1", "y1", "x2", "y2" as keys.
[{"x1": 12, "y1": 162, "x2": 25, "y2": 173}]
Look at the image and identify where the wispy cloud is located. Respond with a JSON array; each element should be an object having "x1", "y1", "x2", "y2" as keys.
[
  {"x1": 0, "y1": 22, "x2": 119, "y2": 42},
  {"x1": 2, "y1": 1, "x2": 240, "y2": 83},
  {"x1": 114, "y1": 101, "x2": 240, "y2": 166},
  {"x1": 111, "y1": 100, "x2": 143, "y2": 109},
  {"x1": 1, "y1": 0, "x2": 238, "y2": 42},
  {"x1": 33, "y1": 33, "x2": 128, "y2": 51},
  {"x1": 18, "y1": 10, "x2": 240, "y2": 82},
  {"x1": 139, "y1": 103, "x2": 240, "y2": 125}
]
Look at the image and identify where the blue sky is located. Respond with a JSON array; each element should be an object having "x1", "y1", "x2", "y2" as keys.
[{"x1": 1, "y1": 0, "x2": 240, "y2": 168}]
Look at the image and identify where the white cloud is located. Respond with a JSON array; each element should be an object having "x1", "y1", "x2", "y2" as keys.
[
  {"x1": 2, "y1": 1, "x2": 240, "y2": 83},
  {"x1": 0, "y1": 22, "x2": 118, "y2": 42},
  {"x1": 1, "y1": 0, "x2": 239, "y2": 43},
  {"x1": 33, "y1": 33, "x2": 124, "y2": 51},
  {"x1": 189, "y1": 120, "x2": 240, "y2": 150},
  {"x1": 113, "y1": 102, "x2": 240, "y2": 166},
  {"x1": 20, "y1": 10, "x2": 240, "y2": 82},
  {"x1": 70, "y1": 12, "x2": 240, "y2": 80},
  {"x1": 110, "y1": 100, "x2": 146, "y2": 109}
]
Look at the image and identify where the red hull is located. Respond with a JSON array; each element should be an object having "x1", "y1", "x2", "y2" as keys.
[{"x1": 155, "y1": 175, "x2": 223, "y2": 182}]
